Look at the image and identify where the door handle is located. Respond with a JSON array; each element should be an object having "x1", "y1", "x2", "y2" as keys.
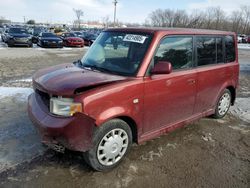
[{"x1": 187, "y1": 79, "x2": 196, "y2": 84}]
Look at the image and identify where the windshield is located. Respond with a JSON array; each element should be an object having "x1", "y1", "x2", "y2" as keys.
[
  {"x1": 65, "y1": 33, "x2": 76, "y2": 37},
  {"x1": 9, "y1": 28, "x2": 28, "y2": 34},
  {"x1": 81, "y1": 31, "x2": 152, "y2": 76},
  {"x1": 42, "y1": 32, "x2": 57, "y2": 37}
]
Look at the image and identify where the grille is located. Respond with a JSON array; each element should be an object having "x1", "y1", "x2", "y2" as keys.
[{"x1": 35, "y1": 89, "x2": 50, "y2": 110}]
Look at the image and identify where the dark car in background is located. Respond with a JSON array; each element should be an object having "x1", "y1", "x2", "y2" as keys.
[
  {"x1": 3, "y1": 27, "x2": 32, "y2": 47},
  {"x1": 81, "y1": 32, "x2": 98, "y2": 46},
  {"x1": 61, "y1": 32, "x2": 84, "y2": 47},
  {"x1": 32, "y1": 27, "x2": 47, "y2": 43},
  {"x1": 37, "y1": 32, "x2": 63, "y2": 48},
  {"x1": 72, "y1": 31, "x2": 83, "y2": 38}
]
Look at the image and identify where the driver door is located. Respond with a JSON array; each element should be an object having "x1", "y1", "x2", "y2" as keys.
[{"x1": 143, "y1": 36, "x2": 197, "y2": 133}]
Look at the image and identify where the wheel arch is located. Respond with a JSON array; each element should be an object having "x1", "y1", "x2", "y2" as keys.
[
  {"x1": 116, "y1": 116, "x2": 138, "y2": 143},
  {"x1": 226, "y1": 85, "x2": 236, "y2": 105},
  {"x1": 96, "y1": 115, "x2": 138, "y2": 144}
]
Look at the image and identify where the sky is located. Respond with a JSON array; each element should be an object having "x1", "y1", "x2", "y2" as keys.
[{"x1": 0, "y1": 0, "x2": 250, "y2": 24}]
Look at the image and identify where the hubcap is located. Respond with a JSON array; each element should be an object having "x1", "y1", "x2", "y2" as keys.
[
  {"x1": 97, "y1": 128, "x2": 128, "y2": 166},
  {"x1": 218, "y1": 93, "x2": 231, "y2": 116}
]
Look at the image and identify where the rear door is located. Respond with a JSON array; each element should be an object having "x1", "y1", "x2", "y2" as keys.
[
  {"x1": 193, "y1": 35, "x2": 236, "y2": 114},
  {"x1": 143, "y1": 36, "x2": 197, "y2": 133}
]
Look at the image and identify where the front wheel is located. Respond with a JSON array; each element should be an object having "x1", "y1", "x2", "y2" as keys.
[
  {"x1": 84, "y1": 119, "x2": 132, "y2": 171},
  {"x1": 213, "y1": 89, "x2": 231, "y2": 119}
]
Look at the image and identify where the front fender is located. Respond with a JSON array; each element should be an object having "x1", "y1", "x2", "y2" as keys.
[{"x1": 95, "y1": 106, "x2": 128, "y2": 126}]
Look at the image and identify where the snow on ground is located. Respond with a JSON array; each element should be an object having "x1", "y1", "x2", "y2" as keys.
[
  {"x1": 238, "y1": 43, "x2": 250, "y2": 50},
  {"x1": 0, "y1": 87, "x2": 33, "y2": 101},
  {"x1": 230, "y1": 98, "x2": 250, "y2": 123},
  {"x1": 10, "y1": 78, "x2": 32, "y2": 83}
]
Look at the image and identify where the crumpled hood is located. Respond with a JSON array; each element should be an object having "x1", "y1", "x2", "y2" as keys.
[{"x1": 33, "y1": 63, "x2": 128, "y2": 96}]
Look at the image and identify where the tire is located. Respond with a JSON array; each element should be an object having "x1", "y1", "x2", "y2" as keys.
[
  {"x1": 7, "y1": 39, "x2": 14, "y2": 47},
  {"x1": 213, "y1": 89, "x2": 231, "y2": 119},
  {"x1": 84, "y1": 119, "x2": 132, "y2": 171}
]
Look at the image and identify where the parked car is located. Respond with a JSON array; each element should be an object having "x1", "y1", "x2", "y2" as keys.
[
  {"x1": 81, "y1": 32, "x2": 98, "y2": 46},
  {"x1": 72, "y1": 31, "x2": 83, "y2": 37},
  {"x1": 61, "y1": 32, "x2": 84, "y2": 47},
  {"x1": 0, "y1": 25, "x2": 4, "y2": 34},
  {"x1": 247, "y1": 35, "x2": 250, "y2": 43},
  {"x1": 32, "y1": 27, "x2": 47, "y2": 43},
  {"x1": 1, "y1": 28, "x2": 8, "y2": 42},
  {"x1": 28, "y1": 28, "x2": 239, "y2": 171},
  {"x1": 37, "y1": 32, "x2": 63, "y2": 48},
  {"x1": 3, "y1": 27, "x2": 32, "y2": 47},
  {"x1": 238, "y1": 34, "x2": 248, "y2": 43}
]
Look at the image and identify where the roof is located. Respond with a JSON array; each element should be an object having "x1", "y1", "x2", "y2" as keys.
[{"x1": 105, "y1": 27, "x2": 235, "y2": 35}]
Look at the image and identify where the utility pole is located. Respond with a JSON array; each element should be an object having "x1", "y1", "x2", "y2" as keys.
[
  {"x1": 23, "y1": 16, "x2": 26, "y2": 23},
  {"x1": 113, "y1": 0, "x2": 118, "y2": 27}
]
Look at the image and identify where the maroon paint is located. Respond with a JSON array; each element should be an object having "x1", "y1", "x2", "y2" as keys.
[{"x1": 28, "y1": 28, "x2": 239, "y2": 152}]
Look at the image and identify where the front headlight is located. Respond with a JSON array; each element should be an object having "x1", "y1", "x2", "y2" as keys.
[{"x1": 50, "y1": 97, "x2": 82, "y2": 116}]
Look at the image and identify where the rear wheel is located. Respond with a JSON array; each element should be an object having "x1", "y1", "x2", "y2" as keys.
[
  {"x1": 84, "y1": 119, "x2": 132, "y2": 171},
  {"x1": 213, "y1": 89, "x2": 231, "y2": 119}
]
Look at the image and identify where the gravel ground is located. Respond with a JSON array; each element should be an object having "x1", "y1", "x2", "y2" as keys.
[{"x1": 0, "y1": 42, "x2": 249, "y2": 188}]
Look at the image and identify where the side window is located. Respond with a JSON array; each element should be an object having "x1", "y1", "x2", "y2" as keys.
[
  {"x1": 216, "y1": 37, "x2": 223, "y2": 63},
  {"x1": 154, "y1": 36, "x2": 193, "y2": 70},
  {"x1": 225, "y1": 35, "x2": 236, "y2": 62},
  {"x1": 196, "y1": 37, "x2": 216, "y2": 66}
]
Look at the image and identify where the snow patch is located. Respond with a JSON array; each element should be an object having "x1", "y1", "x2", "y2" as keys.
[
  {"x1": 230, "y1": 98, "x2": 250, "y2": 123},
  {"x1": 238, "y1": 43, "x2": 250, "y2": 50},
  {"x1": 11, "y1": 78, "x2": 32, "y2": 83},
  {"x1": 0, "y1": 87, "x2": 33, "y2": 101}
]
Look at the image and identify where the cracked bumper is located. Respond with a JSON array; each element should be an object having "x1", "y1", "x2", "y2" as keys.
[{"x1": 28, "y1": 93, "x2": 95, "y2": 152}]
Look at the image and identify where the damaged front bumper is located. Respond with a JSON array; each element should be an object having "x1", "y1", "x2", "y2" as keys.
[{"x1": 28, "y1": 92, "x2": 95, "y2": 152}]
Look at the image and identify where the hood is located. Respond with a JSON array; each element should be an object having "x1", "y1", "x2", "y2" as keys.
[
  {"x1": 66, "y1": 37, "x2": 83, "y2": 40},
  {"x1": 33, "y1": 63, "x2": 128, "y2": 96},
  {"x1": 10, "y1": 33, "x2": 30, "y2": 38},
  {"x1": 41, "y1": 37, "x2": 61, "y2": 41}
]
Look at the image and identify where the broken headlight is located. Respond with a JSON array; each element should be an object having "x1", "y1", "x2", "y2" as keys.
[{"x1": 50, "y1": 97, "x2": 82, "y2": 117}]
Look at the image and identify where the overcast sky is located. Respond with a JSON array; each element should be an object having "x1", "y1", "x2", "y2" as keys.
[{"x1": 1, "y1": 0, "x2": 250, "y2": 24}]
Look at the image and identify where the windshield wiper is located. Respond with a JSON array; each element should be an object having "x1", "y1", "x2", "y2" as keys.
[
  {"x1": 73, "y1": 59, "x2": 83, "y2": 66},
  {"x1": 82, "y1": 64, "x2": 117, "y2": 75}
]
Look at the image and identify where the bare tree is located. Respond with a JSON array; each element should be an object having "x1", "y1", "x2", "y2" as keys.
[
  {"x1": 241, "y1": 5, "x2": 250, "y2": 34},
  {"x1": 102, "y1": 15, "x2": 110, "y2": 28},
  {"x1": 147, "y1": 6, "x2": 250, "y2": 34},
  {"x1": 73, "y1": 9, "x2": 84, "y2": 29}
]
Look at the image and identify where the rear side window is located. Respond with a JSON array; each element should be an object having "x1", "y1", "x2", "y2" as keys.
[
  {"x1": 216, "y1": 37, "x2": 223, "y2": 63},
  {"x1": 154, "y1": 36, "x2": 193, "y2": 70},
  {"x1": 196, "y1": 37, "x2": 216, "y2": 66},
  {"x1": 225, "y1": 35, "x2": 236, "y2": 62}
]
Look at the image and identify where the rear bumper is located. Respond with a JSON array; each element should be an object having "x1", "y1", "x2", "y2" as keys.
[{"x1": 28, "y1": 93, "x2": 95, "y2": 152}]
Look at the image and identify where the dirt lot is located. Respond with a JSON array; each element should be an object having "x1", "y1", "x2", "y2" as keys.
[{"x1": 0, "y1": 44, "x2": 249, "y2": 188}]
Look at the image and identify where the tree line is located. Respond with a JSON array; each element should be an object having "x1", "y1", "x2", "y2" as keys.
[{"x1": 146, "y1": 6, "x2": 250, "y2": 35}]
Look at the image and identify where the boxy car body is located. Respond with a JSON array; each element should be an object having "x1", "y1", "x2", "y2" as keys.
[{"x1": 28, "y1": 28, "x2": 239, "y2": 171}]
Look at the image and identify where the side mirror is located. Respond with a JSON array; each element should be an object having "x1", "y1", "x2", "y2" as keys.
[{"x1": 151, "y1": 61, "x2": 172, "y2": 74}]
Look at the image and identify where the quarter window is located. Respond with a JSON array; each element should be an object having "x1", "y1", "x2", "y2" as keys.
[
  {"x1": 154, "y1": 37, "x2": 193, "y2": 70},
  {"x1": 196, "y1": 37, "x2": 216, "y2": 66},
  {"x1": 216, "y1": 37, "x2": 223, "y2": 63},
  {"x1": 225, "y1": 35, "x2": 236, "y2": 62}
]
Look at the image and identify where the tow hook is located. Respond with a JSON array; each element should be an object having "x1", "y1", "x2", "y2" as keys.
[{"x1": 46, "y1": 143, "x2": 65, "y2": 153}]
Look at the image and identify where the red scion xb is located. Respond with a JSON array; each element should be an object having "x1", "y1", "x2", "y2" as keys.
[{"x1": 28, "y1": 28, "x2": 239, "y2": 171}]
